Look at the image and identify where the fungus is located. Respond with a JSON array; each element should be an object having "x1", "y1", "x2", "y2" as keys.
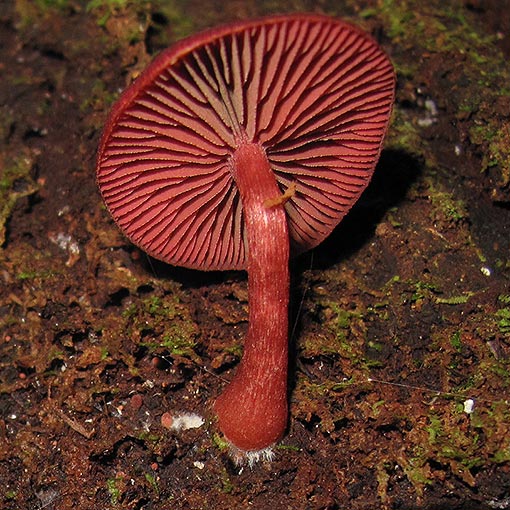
[{"x1": 96, "y1": 14, "x2": 395, "y2": 457}]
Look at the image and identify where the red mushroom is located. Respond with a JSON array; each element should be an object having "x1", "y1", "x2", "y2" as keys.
[{"x1": 96, "y1": 13, "x2": 395, "y2": 458}]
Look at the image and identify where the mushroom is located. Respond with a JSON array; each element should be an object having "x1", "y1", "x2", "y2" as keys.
[{"x1": 96, "y1": 13, "x2": 395, "y2": 457}]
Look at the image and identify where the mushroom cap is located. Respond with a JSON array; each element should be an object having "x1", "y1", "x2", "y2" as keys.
[{"x1": 97, "y1": 13, "x2": 395, "y2": 271}]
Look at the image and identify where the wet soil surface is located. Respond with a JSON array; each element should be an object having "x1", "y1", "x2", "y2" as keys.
[{"x1": 1, "y1": 1, "x2": 509, "y2": 509}]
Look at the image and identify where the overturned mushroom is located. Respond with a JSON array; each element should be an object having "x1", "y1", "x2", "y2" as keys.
[{"x1": 96, "y1": 13, "x2": 395, "y2": 457}]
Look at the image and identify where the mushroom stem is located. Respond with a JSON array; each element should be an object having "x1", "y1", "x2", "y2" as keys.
[{"x1": 214, "y1": 142, "x2": 290, "y2": 452}]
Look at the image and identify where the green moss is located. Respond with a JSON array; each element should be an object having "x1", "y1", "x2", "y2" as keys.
[
  {"x1": 86, "y1": 0, "x2": 131, "y2": 10},
  {"x1": 132, "y1": 293, "x2": 199, "y2": 359},
  {"x1": 16, "y1": 268, "x2": 59, "y2": 280},
  {"x1": 409, "y1": 280, "x2": 440, "y2": 304},
  {"x1": 106, "y1": 477, "x2": 121, "y2": 506},
  {"x1": 219, "y1": 469, "x2": 234, "y2": 494},
  {"x1": 212, "y1": 433, "x2": 230, "y2": 452},
  {"x1": 302, "y1": 303, "x2": 363, "y2": 359},
  {"x1": 362, "y1": 1, "x2": 510, "y2": 192},
  {"x1": 493, "y1": 449, "x2": 510, "y2": 464},
  {"x1": 86, "y1": 0, "x2": 136, "y2": 26},
  {"x1": 15, "y1": 0, "x2": 70, "y2": 29},
  {"x1": 151, "y1": 1, "x2": 194, "y2": 42},
  {"x1": 301, "y1": 380, "x2": 334, "y2": 397},
  {"x1": 0, "y1": 151, "x2": 39, "y2": 247},
  {"x1": 100, "y1": 346, "x2": 110, "y2": 360},
  {"x1": 449, "y1": 331, "x2": 462, "y2": 352},
  {"x1": 157, "y1": 333, "x2": 196, "y2": 357},
  {"x1": 361, "y1": 1, "x2": 421, "y2": 43},
  {"x1": 0, "y1": 108, "x2": 14, "y2": 143},
  {"x1": 426, "y1": 181, "x2": 469, "y2": 224},
  {"x1": 79, "y1": 78, "x2": 118, "y2": 114},
  {"x1": 425, "y1": 413, "x2": 442, "y2": 442},
  {"x1": 400, "y1": 455, "x2": 434, "y2": 491},
  {"x1": 435, "y1": 293, "x2": 473, "y2": 305},
  {"x1": 85, "y1": 0, "x2": 193, "y2": 45},
  {"x1": 122, "y1": 302, "x2": 139, "y2": 320},
  {"x1": 471, "y1": 122, "x2": 510, "y2": 186},
  {"x1": 498, "y1": 295, "x2": 510, "y2": 305},
  {"x1": 137, "y1": 431, "x2": 162, "y2": 443},
  {"x1": 407, "y1": 389, "x2": 510, "y2": 485},
  {"x1": 144, "y1": 472, "x2": 160, "y2": 496},
  {"x1": 362, "y1": 0, "x2": 499, "y2": 58},
  {"x1": 5, "y1": 489, "x2": 17, "y2": 500},
  {"x1": 367, "y1": 340, "x2": 383, "y2": 352},
  {"x1": 223, "y1": 343, "x2": 243, "y2": 358},
  {"x1": 276, "y1": 444, "x2": 300, "y2": 453},
  {"x1": 424, "y1": 409, "x2": 483, "y2": 472},
  {"x1": 335, "y1": 379, "x2": 363, "y2": 393},
  {"x1": 495, "y1": 308, "x2": 510, "y2": 336},
  {"x1": 35, "y1": 0, "x2": 70, "y2": 9},
  {"x1": 385, "y1": 113, "x2": 423, "y2": 156}
]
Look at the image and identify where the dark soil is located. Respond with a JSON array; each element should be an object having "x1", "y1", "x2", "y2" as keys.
[{"x1": 1, "y1": 1, "x2": 509, "y2": 509}]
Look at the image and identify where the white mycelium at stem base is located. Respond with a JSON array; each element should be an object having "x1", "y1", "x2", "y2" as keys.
[{"x1": 214, "y1": 142, "x2": 290, "y2": 453}]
